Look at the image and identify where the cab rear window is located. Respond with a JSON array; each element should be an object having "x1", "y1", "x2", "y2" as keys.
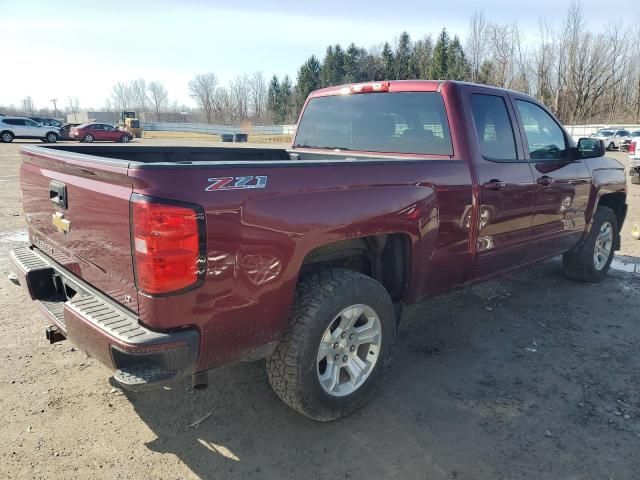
[{"x1": 294, "y1": 92, "x2": 453, "y2": 156}]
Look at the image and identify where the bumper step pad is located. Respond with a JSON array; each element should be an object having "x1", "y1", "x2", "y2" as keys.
[{"x1": 114, "y1": 364, "x2": 178, "y2": 392}]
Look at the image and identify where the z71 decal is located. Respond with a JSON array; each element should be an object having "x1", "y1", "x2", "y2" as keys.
[{"x1": 205, "y1": 175, "x2": 268, "y2": 192}]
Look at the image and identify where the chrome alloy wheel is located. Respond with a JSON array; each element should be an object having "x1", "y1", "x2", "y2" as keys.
[
  {"x1": 594, "y1": 221, "x2": 613, "y2": 270},
  {"x1": 317, "y1": 304, "x2": 382, "y2": 397}
]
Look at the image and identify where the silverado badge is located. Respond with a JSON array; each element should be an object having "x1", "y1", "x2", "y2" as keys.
[{"x1": 52, "y1": 212, "x2": 70, "y2": 234}]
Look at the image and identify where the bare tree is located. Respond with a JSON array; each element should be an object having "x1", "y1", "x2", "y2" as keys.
[
  {"x1": 466, "y1": 11, "x2": 489, "y2": 82},
  {"x1": 67, "y1": 97, "x2": 80, "y2": 122},
  {"x1": 111, "y1": 82, "x2": 133, "y2": 112},
  {"x1": 248, "y1": 71, "x2": 267, "y2": 121},
  {"x1": 189, "y1": 73, "x2": 218, "y2": 123},
  {"x1": 130, "y1": 78, "x2": 149, "y2": 112},
  {"x1": 148, "y1": 81, "x2": 169, "y2": 121}
]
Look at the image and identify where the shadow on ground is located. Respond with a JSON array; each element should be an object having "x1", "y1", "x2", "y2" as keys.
[{"x1": 122, "y1": 260, "x2": 639, "y2": 480}]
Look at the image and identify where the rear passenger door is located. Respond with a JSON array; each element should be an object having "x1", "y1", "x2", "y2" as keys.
[
  {"x1": 91, "y1": 124, "x2": 106, "y2": 140},
  {"x1": 511, "y1": 96, "x2": 592, "y2": 261},
  {"x1": 461, "y1": 86, "x2": 536, "y2": 280}
]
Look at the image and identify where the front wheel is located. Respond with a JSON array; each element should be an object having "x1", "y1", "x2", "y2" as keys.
[
  {"x1": 562, "y1": 206, "x2": 618, "y2": 283},
  {"x1": 266, "y1": 269, "x2": 395, "y2": 421},
  {"x1": 607, "y1": 142, "x2": 615, "y2": 151}
]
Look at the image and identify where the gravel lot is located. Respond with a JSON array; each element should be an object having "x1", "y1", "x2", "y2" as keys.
[{"x1": 1, "y1": 139, "x2": 639, "y2": 480}]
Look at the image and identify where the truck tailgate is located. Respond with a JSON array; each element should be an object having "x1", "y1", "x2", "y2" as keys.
[{"x1": 20, "y1": 147, "x2": 138, "y2": 312}]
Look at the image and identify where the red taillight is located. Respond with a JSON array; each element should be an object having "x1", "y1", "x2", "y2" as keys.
[
  {"x1": 131, "y1": 196, "x2": 205, "y2": 295},
  {"x1": 630, "y1": 141, "x2": 636, "y2": 155},
  {"x1": 349, "y1": 82, "x2": 390, "y2": 94}
]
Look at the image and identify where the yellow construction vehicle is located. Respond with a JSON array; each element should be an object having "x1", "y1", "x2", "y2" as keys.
[{"x1": 119, "y1": 111, "x2": 143, "y2": 138}]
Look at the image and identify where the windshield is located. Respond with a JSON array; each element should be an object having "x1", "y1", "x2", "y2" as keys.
[
  {"x1": 294, "y1": 92, "x2": 453, "y2": 156},
  {"x1": 596, "y1": 130, "x2": 614, "y2": 136}
]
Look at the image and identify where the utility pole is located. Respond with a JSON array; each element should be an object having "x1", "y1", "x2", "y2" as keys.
[
  {"x1": 50, "y1": 98, "x2": 58, "y2": 118},
  {"x1": 21, "y1": 98, "x2": 28, "y2": 115}
]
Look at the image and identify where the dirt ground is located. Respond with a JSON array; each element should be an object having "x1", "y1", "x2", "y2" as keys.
[{"x1": 1, "y1": 139, "x2": 639, "y2": 480}]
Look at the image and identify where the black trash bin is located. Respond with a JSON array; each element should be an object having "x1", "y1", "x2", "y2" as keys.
[
  {"x1": 220, "y1": 134, "x2": 234, "y2": 142},
  {"x1": 234, "y1": 133, "x2": 248, "y2": 143}
]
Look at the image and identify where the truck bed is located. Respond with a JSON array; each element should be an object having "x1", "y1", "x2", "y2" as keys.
[{"x1": 38, "y1": 144, "x2": 291, "y2": 165}]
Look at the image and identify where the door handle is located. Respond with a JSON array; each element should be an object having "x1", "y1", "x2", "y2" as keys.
[
  {"x1": 537, "y1": 176, "x2": 554, "y2": 186},
  {"x1": 482, "y1": 180, "x2": 506, "y2": 191}
]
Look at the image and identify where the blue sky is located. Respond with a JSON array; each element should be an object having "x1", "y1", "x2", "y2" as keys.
[{"x1": 0, "y1": 0, "x2": 634, "y2": 110}]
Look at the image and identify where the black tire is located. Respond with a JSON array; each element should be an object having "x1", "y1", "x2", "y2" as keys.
[
  {"x1": 607, "y1": 142, "x2": 615, "y2": 151},
  {"x1": 562, "y1": 206, "x2": 618, "y2": 283},
  {"x1": 45, "y1": 132, "x2": 58, "y2": 143},
  {"x1": 1, "y1": 131, "x2": 14, "y2": 143},
  {"x1": 120, "y1": 135, "x2": 130, "y2": 143},
  {"x1": 266, "y1": 269, "x2": 395, "y2": 421},
  {"x1": 83, "y1": 134, "x2": 94, "y2": 143}
]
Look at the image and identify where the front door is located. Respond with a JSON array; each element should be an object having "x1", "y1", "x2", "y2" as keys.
[
  {"x1": 511, "y1": 97, "x2": 592, "y2": 260},
  {"x1": 461, "y1": 86, "x2": 537, "y2": 280}
]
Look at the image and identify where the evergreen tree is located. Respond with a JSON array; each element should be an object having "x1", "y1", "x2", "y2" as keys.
[
  {"x1": 345, "y1": 43, "x2": 366, "y2": 83},
  {"x1": 429, "y1": 28, "x2": 450, "y2": 79},
  {"x1": 279, "y1": 75, "x2": 293, "y2": 123},
  {"x1": 267, "y1": 75, "x2": 280, "y2": 121},
  {"x1": 447, "y1": 36, "x2": 471, "y2": 81},
  {"x1": 394, "y1": 31, "x2": 412, "y2": 80},
  {"x1": 410, "y1": 36, "x2": 433, "y2": 79},
  {"x1": 381, "y1": 42, "x2": 394, "y2": 80},
  {"x1": 320, "y1": 45, "x2": 347, "y2": 87},
  {"x1": 296, "y1": 55, "x2": 321, "y2": 108},
  {"x1": 320, "y1": 46, "x2": 335, "y2": 87},
  {"x1": 333, "y1": 44, "x2": 346, "y2": 83}
]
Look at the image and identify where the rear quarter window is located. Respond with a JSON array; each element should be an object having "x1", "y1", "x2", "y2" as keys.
[{"x1": 294, "y1": 92, "x2": 453, "y2": 156}]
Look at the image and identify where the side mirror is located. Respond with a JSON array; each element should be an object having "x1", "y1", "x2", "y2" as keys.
[{"x1": 577, "y1": 137, "x2": 605, "y2": 159}]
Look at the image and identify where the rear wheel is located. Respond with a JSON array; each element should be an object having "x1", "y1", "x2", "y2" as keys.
[
  {"x1": 45, "y1": 132, "x2": 58, "y2": 143},
  {"x1": 266, "y1": 269, "x2": 395, "y2": 421},
  {"x1": 562, "y1": 206, "x2": 618, "y2": 283},
  {"x1": 83, "y1": 134, "x2": 94, "y2": 143},
  {"x1": 1, "y1": 131, "x2": 14, "y2": 143}
]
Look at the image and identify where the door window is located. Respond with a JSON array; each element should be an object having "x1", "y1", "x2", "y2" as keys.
[
  {"x1": 24, "y1": 119, "x2": 38, "y2": 127},
  {"x1": 104, "y1": 125, "x2": 115, "y2": 131},
  {"x1": 469, "y1": 94, "x2": 518, "y2": 161},
  {"x1": 515, "y1": 100, "x2": 567, "y2": 160}
]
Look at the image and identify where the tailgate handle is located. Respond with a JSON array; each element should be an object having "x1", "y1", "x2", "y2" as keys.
[{"x1": 49, "y1": 181, "x2": 67, "y2": 209}]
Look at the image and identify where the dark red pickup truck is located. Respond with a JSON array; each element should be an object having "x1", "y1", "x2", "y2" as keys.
[{"x1": 11, "y1": 80, "x2": 627, "y2": 421}]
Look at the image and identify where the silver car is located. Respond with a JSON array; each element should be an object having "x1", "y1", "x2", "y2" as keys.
[
  {"x1": 0, "y1": 116, "x2": 60, "y2": 143},
  {"x1": 592, "y1": 128, "x2": 631, "y2": 150}
]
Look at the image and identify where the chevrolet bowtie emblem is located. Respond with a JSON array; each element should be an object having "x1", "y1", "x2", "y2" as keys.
[{"x1": 52, "y1": 212, "x2": 70, "y2": 234}]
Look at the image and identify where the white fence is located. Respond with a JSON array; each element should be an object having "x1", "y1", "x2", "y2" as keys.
[
  {"x1": 141, "y1": 122, "x2": 295, "y2": 136},
  {"x1": 142, "y1": 121, "x2": 639, "y2": 142}
]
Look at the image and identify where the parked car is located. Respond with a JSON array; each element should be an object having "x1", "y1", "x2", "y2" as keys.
[
  {"x1": 629, "y1": 130, "x2": 640, "y2": 184},
  {"x1": 0, "y1": 116, "x2": 60, "y2": 143},
  {"x1": 10, "y1": 80, "x2": 627, "y2": 421},
  {"x1": 69, "y1": 123, "x2": 133, "y2": 143},
  {"x1": 59, "y1": 123, "x2": 80, "y2": 141},
  {"x1": 591, "y1": 128, "x2": 631, "y2": 150},
  {"x1": 29, "y1": 117, "x2": 63, "y2": 128}
]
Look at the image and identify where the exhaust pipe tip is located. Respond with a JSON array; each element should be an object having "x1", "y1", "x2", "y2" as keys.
[{"x1": 191, "y1": 372, "x2": 208, "y2": 390}]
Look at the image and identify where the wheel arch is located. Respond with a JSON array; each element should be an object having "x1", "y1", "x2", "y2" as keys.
[{"x1": 299, "y1": 233, "x2": 412, "y2": 303}]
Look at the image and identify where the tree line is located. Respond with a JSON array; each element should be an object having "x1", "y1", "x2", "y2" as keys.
[{"x1": 3, "y1": 4, "x2": 638, "y2": 126}]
